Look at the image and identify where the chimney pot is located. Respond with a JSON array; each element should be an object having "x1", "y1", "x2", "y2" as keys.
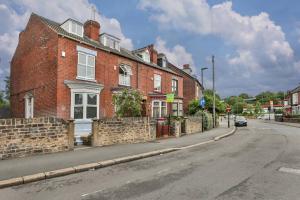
[
  {"x1": 148, "y1": 44, "x2": 158, "y2": 64},
  {"x1": 84, "y1": 20, "x2": 100, "y2": 41}
]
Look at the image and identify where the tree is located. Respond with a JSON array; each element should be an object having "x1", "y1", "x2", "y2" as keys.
[
  {"x1": 187, "y1": 99, "x2": 201, "y2": 115},
  {"x1": 112, "y1": 89, "x2": 143, "y2": 117},
  {"x1": 254, "y1": 101, "x2": 262, "y2": 114},
  {"x1": 4, "y1": 76, "x2": 10, "y2": 103},
  {"x1": 239, "y1": 93, "x2": 251, "y2": 99}
]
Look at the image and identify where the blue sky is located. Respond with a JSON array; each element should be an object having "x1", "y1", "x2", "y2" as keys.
[{"x1": 1, "y1": 0, "x2": 300, "y2": 97}]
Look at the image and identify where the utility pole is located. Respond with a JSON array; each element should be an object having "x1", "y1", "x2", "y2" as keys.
[
  {"x1": 201, "y1": 67, "x2": 208, "y2": 88},
  {"x1": 212, "y1": 55, "x2": 216, "y2": 128}
]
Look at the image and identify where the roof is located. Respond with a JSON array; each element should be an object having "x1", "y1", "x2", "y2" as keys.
[
  {"x1": 290, "y1": 85, "x2": 300, "y2": 94},
  {"x1": 167, "y1": 62, "x2": 203, "y2": 89},
  {"x1": 32, "y1": 13, "x2": 179, "y2": 76}
]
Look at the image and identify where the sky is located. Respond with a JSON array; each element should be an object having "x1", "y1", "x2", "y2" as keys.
[{"x1": 0, "y1": 0, "x2": 300, "y2": 97}]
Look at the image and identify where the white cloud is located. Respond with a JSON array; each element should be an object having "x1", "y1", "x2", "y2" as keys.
[
  {"x1": 139, "y1": 0, "x2": 293, "y2": 69},
  {"x1": 139, "y1": 0, "x2": 300, "y2": 95},
  {"x1": 0, "y1": 0, "x2": 134, "y2": 89},
  {"x1": 155, "y1": 37, "x2": 195, "y2": 71}
]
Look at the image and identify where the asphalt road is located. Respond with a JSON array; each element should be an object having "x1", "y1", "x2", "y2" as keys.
[{"x1": 1, "y1": 120, "x2": 300, "y2": 200}]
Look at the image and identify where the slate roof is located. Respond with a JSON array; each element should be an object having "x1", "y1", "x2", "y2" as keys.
[
  {"x1": 290, "y1": 85, "x2": 300, "y2": 93},
  {"x1": 32, "y1": 13, "x2": 179, "y2": 76}
]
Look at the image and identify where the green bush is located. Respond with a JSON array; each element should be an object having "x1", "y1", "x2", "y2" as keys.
[
  {"x1": 112, "y1": 89, "x2": 143, "y2": 117},
  {"x1": 195, "y1": 111, "x2": 213, "y2": 130}
]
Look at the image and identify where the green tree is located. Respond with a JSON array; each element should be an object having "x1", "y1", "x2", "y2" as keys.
[
  {"x1": 239, "y1": 93, "x2": 251, "y2": 99},
  {"x1": 254, "y1": 101, "x2": 262, "y2": 114},
  {"x1": 112, "y1": 89, "x2": 143, "y2": 117},
  {"x1": 187, "y1": 99, "x2": 201, "y2": 115},
  {"x1": 4, "y1": 76, "x2": 10, "y2": 102}
]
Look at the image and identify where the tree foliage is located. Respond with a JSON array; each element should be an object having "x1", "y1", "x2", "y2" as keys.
[
  {"x1": 112, "y1": 89, "x2": 143, "y2": 117},
  {"x1": 187, "y1": 89, "x2": 226, "y2": 115}
]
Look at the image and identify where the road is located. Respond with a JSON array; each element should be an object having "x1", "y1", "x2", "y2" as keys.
[{"x1": 1, "y1": 120, "x2": 300, "y2": 200}]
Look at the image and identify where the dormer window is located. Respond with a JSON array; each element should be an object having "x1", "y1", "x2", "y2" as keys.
[
  {"x1": 100, "y1": 33, "x2": 121, "y2": 51},
  {"x1": 142, "y1": 50, "x2": 150, "y2": 63},
  {"x1": 61, "y1": 19, "x2": 83, "y2": 37},
  {"x1": 158, "y1": 54, "x2": 167, "y2": 68}
]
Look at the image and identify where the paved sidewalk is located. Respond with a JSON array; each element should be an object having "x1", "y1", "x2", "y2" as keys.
[
  {"x1": 0, "y1": 122, "x2": 234, "y2": 181},
  {"x1": 264, "y1": 120, "x2": 300, "y2": 128}
]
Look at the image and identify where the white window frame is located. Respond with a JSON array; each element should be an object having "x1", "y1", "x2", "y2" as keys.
[
  {"x1": 119, "y1": 64, "x2": 132, "y2": 86},
  {"x1": 143, "y1": 50, "x2": 150, "y2": 63},
  {"x1": 76, "y1": 46, "x2": 97, "y2": 81},
  {"x1": 152, "y1": 100, "x2": 167, "y2": 118},
  {"x1": 70, "y1": 21, "x2": 83, "y2": 37},
  {"x1": 154, "y1": 74, "x2": 162, "y2": 92},
  {"x1": 172, "y1": 102, "x2": 183, "y2": 117},
  {"x1": 71, "y1": 89, "x2": 100, "y2": 121},
  {"x1": 171, "y1": 79, "x2": 178, "y2": 94},
  {"x1": 24, "y1": 93, "x2": 34, "y2": 119}
]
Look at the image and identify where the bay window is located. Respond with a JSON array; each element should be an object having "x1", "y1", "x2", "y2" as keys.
[
  {"x1": 152, "y1": 100, "x2": 167, "y2": 118},
  {"x1": 154, "y1": 74, "x2": 162, "y2": 92},
  {"x1": 172, "y1": 102, "x2": 183, "y2": 116},
  {"x1": 73, "y1": 93, "x2": 98, "y2": 120}
]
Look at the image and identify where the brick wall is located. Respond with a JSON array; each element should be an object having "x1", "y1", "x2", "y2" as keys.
[
  {"x1": 91, "y1": 117, "x2": 156, "y2": 146},
  {"x1": 185, "y1": 116, "x2": 202, "y2": 134},
  {"x1": 0, "y1": 117, "x2": 73, "y2": 159},
  {"x1": 11, "y1": 14, "x2": 59, "y2": 118}
]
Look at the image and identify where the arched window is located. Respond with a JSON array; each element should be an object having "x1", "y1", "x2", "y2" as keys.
[{"x1": 119, "y1": 64, "x2": 132, "y2": 86}]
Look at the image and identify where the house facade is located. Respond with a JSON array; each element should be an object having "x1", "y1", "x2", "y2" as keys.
[
  {"x1": 10, "y1": 13, "x2": 184, "y2": 142},
  {"x1": 167, "y1": 61, "x2": 203, "y2": 114},
  {"x1": 285, "y1": 86, "x2": 300, "y2": 115}
]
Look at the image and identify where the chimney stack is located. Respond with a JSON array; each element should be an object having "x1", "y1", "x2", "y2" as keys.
[
  {"x1": 183, "y1": 64, "x2": 192, "y2": 74},
  {"x1": 84, "y1": 20, "x2": 100, "y2": 41},
  {"x1": 148, "y1": 44, "x2": 158, "y2": 64}
]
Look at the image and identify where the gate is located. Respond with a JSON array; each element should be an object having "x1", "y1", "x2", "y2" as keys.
[{"x1": 156, "y1": 117, "x2": 175, "y2": 138}]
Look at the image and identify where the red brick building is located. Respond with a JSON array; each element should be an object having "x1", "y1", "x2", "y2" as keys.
[
  {"x1": 10, "y1": 13, "x2": 184, "y2": 141},
  {"x1": 167, "y1": 61, "x2": 203, "y2": 113}
]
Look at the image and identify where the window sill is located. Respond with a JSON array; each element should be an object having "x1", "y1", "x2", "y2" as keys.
[
  {"x1": 76, "y1": 76, "x2": 97, "y2": 83},
  {"x1": 118, "y1": 84, "x2": 131, "y2": 87}
]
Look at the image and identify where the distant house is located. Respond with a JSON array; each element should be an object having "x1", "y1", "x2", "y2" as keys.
[
  {"x1": 285, "y1": 86, "x2": 300, "y2": 115},
  {"x1": 167, "y1": 61, "x2": 203, "y2": 114}
]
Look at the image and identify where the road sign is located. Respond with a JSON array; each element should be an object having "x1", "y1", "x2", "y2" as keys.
[
  {"x1": 226, "y1": 107, "x2": 231, "y2": 113},
  {"x1": 166, "y1": 93, "x2": 175, "y2": 103},
  {"x1": 200, "y1": 97, "x2": 206, "y2": 108}
]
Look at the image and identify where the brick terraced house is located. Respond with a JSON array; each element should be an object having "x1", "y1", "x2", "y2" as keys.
[
  {"x1": 10, "y1": 13, "x2": 188, "y2": 142},
  {"x1": 285, "y1": 86, "x2": 300, "y2": 115},
  {"x1": 167, "y1": 61, "x2": 204, "y2": 113}
]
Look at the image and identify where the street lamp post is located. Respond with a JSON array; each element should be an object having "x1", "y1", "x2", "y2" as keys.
[
  {"x1": 201, "y1": 67, "x2": 208, "y2": 88},
  {"x1": 212, "y1": 55, "x2": 216, "y2": 128}
]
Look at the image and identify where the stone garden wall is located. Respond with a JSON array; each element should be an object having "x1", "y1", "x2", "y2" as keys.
[
  {"x1": 91, "y1": 117, "x2": 156, "y2": 146},
  {"x1": 185, "y1": 116, "x2": 203, "y2": 134},
  {"x1": 0, "y1": 117, "x2": 73, "y2": 159}
]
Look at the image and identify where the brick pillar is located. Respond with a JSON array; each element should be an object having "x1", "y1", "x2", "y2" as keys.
[
  {"x1": 67, "y1": 119, "x2": 75, "y2": 150},
  {"x1": 91, "y1": 119, "x2": 99, "y2": 147}
]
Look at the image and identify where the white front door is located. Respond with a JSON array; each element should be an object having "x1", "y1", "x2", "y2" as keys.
[{"x1": 72, "y1": 92, "x2": 99, "y2": 145}]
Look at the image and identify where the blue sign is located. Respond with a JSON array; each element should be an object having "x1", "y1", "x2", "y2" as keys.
[{"x1": 200, "y1": 98, "x2": 206, "y2": 108}]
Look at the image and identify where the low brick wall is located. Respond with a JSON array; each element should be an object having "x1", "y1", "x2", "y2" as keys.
[
  {"x1": 91, "y1": 117, "x2": 156, "y2": 146},
  {"x1": 0, "y1": 117, "x2": 73, "y2": 159},
  {"x1": 185, "y1": 116, "x2": 202, "y2": 134}
]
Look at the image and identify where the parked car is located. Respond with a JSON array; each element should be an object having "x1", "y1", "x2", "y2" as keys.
[{"x1": 235, "y1": 116, "x2": 247, "y2": 127}]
